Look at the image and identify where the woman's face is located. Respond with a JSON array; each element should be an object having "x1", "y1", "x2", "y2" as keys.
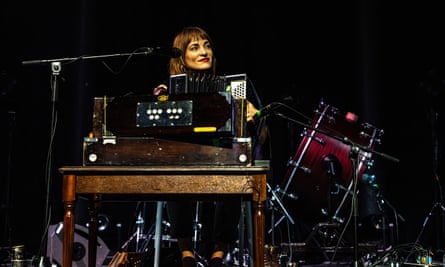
[{"x1": 183, "y1": 38, "x2": 213, "y2": 71}]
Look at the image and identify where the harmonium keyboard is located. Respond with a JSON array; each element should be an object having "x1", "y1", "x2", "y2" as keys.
[{"x1": 83, "y1": 73, "x2": 252, "y2": 166}]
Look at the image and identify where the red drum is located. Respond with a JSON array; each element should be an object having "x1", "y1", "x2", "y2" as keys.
[{"x1": 278, "y1": 99, "x2": 383, "y2": 219}]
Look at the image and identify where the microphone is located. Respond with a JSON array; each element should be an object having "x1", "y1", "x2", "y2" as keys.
[
  {"x1": 253, "y1": 104, "x2": 273, "y2": 121},
  {"x1": 147, "y1": 47, "x2": 182, "y2": 58}
]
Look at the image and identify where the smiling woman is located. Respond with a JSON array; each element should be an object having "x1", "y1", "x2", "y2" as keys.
[
  {"x1": 150, "y1": 26, "x2": 267, "y2": 267},
  {"x1": 153, "y1": 26, "x2": 238, "y2": 267}
]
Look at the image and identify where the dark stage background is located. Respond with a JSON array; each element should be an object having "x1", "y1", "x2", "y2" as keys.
[{"x1": 1, "y1": 0, "x2": 445, "y2": 262}]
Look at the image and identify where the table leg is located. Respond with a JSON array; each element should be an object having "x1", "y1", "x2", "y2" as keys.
[
  {"x1": 62, "y1": 174, "x2": 76, "y2": 267},
  {"x1": 253, "y1": 200, "x2": 265, "y2": 267}
]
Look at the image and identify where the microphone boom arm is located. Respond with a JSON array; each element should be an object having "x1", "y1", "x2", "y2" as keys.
[{"x1": 21, "y1": 46, "x2": 179, "y2": 66}]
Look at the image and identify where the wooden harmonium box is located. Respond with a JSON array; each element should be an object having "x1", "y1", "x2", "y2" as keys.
[
  {"x1": 96, "y1": 92, "x2": 247, "y2": 137},
  {"x1": 83, "y1": 92, "x2": 251, "y2": 166},
  {"x1": 83, "y1": 136, "x2": 252, "y2": 166}
]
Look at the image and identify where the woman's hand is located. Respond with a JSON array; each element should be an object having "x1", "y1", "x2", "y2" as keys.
[
  {"x1": 153, "y1": 84, "x2": 168, "y2": 95},
  {"x1": 246, "y1": 101, "x2": 258, "y2": 122}
]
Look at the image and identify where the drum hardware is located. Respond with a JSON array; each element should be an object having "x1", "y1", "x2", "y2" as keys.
[
  {"x1": 322, "y1": 154, "x2": 341, "y2": 177},
  {"x1": 322, "y1": 153, "x2": 342, "y2": 218},
  {"x1": 304, "y1": 222, "x2": 343, "y2": 247},
  {"x1": 286, "y1": 158, "x2": 311, "y2": 174},
  {"x1": 274, "y1": 186, "x2": 299, "y2": 201},
  {"x1": 267, "y1": 214, "x2": 291, "y2": 238},
  {"x1": 329, "y1": 179, "x2": 356, "y2": 225},
  {"x1": 268, "y1": 183, "x2": 296, "y2": 223},
  {"x1": 330, "y1": 142, "x2": 399, "y2": 266},
  {"x1": 328, "y1": 149, "x2": 377, "y2": 228},
  {"x1": 272, "y1": 99, "x2": 400, "y2": 266},
  {"x1": 320, "y1": 185, "x2": 352, "y2": 219},
  {"x1": 260, "y1": 99, "x2": 399, "y2": 266},
  {"x1": 320, "y1": 180, "x2": 357, "y2": 225},
  {"x1": 278, "y1": 101, "x2": 328, "y2": 200},
  {"x1": 301, "y1": 129, "x2": 326, "y2": 145},
  {"x1": 266, "y1": 183, "x2": 296, "y2": 238},
  {"x1": 300, "y1": 156, "x2": 353, "y2": 261}
]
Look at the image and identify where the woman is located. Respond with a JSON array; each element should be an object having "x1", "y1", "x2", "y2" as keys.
[{"x1": 154, "y1": 26, "x2": 263, "y2": 267}]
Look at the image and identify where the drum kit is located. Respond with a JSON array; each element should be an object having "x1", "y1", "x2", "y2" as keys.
[
  {"x1": 276, "y1": 99, "x2": 384, "y2": 220},
  {"x1": 267, "y1": 98, "x2": 392, "y2": 265}
]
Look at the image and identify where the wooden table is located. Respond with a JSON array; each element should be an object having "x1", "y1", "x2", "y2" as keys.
[{"x1": 59, "y1": 166, "x2": 268, "y2": 267}]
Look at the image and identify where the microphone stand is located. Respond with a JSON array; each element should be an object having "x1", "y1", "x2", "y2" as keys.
[
  {"x1": 21, "y1": 47, "x2": 166, "y2": 66},
  {"x1": 21, "y1": 47, "x2": 171, "y2": 263},
  {"x1": 348, "y1": 145, "x2": 360, "y2": 267}
]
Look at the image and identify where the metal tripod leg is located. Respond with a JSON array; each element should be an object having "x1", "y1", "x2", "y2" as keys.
[
  {"x1": 192, "y1": 201, "x2": 208, "y2": 267},
  {"x1": 405, "y1": 202, "x2": 445, "y2": 263},
  {"x1": 331, "y1": 180, "x2": 354, "y2": 224},
  {"x1": 154, "y1": 201, "x2": 164, "y2": 267}
]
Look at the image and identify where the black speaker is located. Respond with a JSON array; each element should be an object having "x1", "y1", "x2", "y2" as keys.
[{"x1": 46, "y1": 222, "x2": 110, "y2": 266}]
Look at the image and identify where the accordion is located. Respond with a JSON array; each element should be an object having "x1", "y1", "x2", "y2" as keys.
[{"x1": 168, "y1": 73, "x2": 247, "y2": 99}]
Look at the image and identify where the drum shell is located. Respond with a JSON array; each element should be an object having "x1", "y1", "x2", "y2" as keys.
[{"x1": 279, "y1": 101, "x2": 383, "y2": 218}]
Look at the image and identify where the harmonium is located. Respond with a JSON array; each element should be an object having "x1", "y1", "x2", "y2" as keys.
[{"x1": 83, "y1": 73, "x2": 253, "y2": 166}]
